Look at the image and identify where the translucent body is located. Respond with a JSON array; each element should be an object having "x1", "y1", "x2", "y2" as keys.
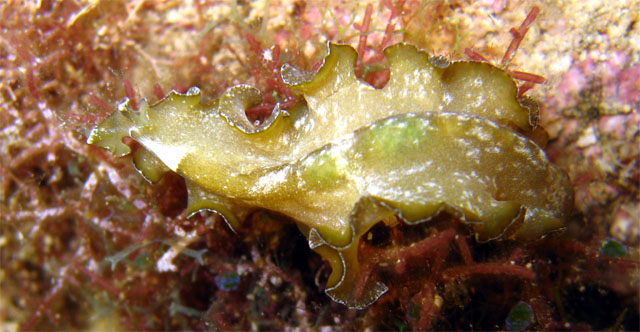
[{"x1": 88, "y1": 43, "x2": 573, "y2": 308}]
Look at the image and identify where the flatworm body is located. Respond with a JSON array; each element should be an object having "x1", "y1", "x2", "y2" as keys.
[{"x1": 88, "y1": 43, "x2": 573, "y2": 308}]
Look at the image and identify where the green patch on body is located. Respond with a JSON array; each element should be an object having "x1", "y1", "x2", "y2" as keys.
[
  {"x1": 299, "y1": 148, "x2": 348, "y2": 188},
  {"x1": 359, "y1": 116, "x2": 430, "y2": 156}
]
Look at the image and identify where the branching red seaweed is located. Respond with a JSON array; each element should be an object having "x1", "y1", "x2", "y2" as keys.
[{"x1": 1, "y1": 1, "x2": 637, "y2": 331}]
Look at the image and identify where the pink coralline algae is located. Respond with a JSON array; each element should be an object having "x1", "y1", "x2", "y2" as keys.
[{"x1": 554, "y1": 52, "x2": 640, "y2": 111}]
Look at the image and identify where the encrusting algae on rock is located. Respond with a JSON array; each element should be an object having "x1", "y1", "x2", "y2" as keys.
[{"x1": 88, "y1": 42, "x2": 574, "y2": 308}]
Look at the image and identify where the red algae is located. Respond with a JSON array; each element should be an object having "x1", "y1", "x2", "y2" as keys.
[{"x1": 1, "y1": 1, "x2": 638, "y2": 331}]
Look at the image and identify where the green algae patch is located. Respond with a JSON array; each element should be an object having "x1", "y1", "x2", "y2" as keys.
[{"x1": 88, "y1": 42, "x2": 574, "y2": 309}]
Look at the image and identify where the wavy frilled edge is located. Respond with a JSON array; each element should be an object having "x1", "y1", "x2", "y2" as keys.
[
  {"x1": 301, "y1": 112, "x2": 571, "y2": 308},
  {"x1": 283, "y1": 42, "x2": 547, "y2": 144},
  {"x1": 87, "y1": 42, "x2": 574, "y2": 309}
]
